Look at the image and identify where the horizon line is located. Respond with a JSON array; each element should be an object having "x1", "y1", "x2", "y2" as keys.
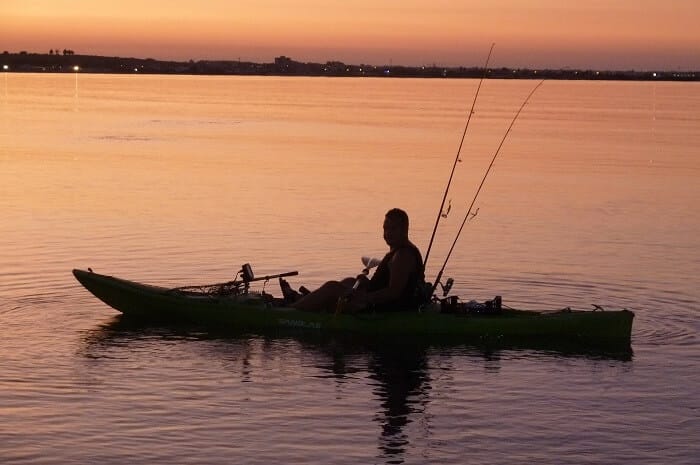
[{"x1": 3, "y1": 50, "x2": 699, "y2": 74}]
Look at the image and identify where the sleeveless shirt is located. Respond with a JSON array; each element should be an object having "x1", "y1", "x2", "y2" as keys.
[{"x1": 367, "y1": 243, "x2": 425, "y2": 311}]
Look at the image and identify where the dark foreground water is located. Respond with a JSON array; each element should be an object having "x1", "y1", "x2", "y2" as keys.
[{"x1": 1, "y1": 75, "x2": 698, "y2": 464}]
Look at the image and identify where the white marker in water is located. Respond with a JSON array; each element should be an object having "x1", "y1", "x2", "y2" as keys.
[
  {"x1": 73, "y1": 65, "x2": 80, "y2": 97},
  {"x1": 2, "y1": 65, "x2": 7, "y2": 98}
]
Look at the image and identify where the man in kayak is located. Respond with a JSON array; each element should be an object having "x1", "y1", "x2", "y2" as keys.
[{"x1": 279, "y1": 208, "x2": 426, "y2": 312}]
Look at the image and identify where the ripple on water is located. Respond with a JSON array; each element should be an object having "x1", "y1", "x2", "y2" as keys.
[
  {"x1": 93, "y1": 134, "x2": 157, "y2": 142},
  {"x1": 471, "y1": 272, "x2": 698, "y2": 348}
]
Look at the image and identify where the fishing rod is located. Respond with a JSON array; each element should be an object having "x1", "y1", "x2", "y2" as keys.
[
  {"x1": 430, "y1": 79, "x2": 545, "y2": 295},
  {"x1": 423, "y1": 43, "x2": 495, "y2": 270}
]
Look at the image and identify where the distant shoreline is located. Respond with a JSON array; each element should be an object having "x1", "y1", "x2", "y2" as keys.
[{"x1": 2, "y1": 51, "x2": 698, "y2": 82}]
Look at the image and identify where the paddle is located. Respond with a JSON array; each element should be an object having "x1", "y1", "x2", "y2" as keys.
[
  {"x1": 357, "y1": 256, "x2": 382, "y2": 288},
  {"x1": 336, "y1": 256, "x2": 381, "y2": 314}
]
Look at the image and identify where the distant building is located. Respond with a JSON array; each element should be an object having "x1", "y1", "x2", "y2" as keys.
[{"x1": 275, "y1": 56, "x2": 301, "y2": 73}]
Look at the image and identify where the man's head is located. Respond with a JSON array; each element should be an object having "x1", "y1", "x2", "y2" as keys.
[{"x1": 383, "y1": 208, "x2": 409, "y2": 247}]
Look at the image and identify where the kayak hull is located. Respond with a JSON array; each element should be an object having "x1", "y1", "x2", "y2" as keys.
[{"x1": 73, "y1": 269, "x2": 634, "y2": 346}]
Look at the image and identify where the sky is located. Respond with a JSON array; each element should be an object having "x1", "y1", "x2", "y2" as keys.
[{"x1": 2, "y1": 0, "x2": 699, "y2": 70}]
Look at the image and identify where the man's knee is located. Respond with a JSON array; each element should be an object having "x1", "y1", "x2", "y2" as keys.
[{"x1": 320, "y1": 280, "x2": 346, "y2": 293}]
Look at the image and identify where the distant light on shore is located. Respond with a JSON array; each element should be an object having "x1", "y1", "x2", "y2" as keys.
[
  {"x1": 2, "y1": 65, "x2": 8, "y2": 71},
  {"x1": 73, "y1": 65, "x2": 80, "y2": 72}
]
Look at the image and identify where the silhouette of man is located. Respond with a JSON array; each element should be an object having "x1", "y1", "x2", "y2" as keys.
[{"x1": 280, "y1": 208, "x2": 425, "y2": 312}]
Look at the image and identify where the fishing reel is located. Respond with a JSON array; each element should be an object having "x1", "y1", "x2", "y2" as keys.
[
  {"x1": 419, "y1": 277, "x2": 454, "y2": 310},
  {"x1": 438, "y1": 277, "x2": 454, "y2": 297}
]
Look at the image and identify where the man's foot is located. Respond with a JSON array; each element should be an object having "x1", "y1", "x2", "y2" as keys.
[{"x1": 279, "y1": 278, "x2": 301, "y2": 304}]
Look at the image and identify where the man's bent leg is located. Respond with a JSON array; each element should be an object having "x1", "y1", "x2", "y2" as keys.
[{"x1": 291, "y1": 280, "x2": 348, "y2": 312}]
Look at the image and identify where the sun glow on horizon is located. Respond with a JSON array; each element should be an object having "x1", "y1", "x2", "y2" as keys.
[{"x1": 2, "y1": 0, "x2": 699, "y2": 70}]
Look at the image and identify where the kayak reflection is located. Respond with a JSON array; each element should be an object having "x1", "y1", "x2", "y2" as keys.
[{"x1": 80, "y1": 316, "x2": 632, "y2": 463}]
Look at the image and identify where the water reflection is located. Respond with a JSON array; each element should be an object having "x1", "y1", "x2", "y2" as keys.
[
  {"x1": 368, "y1": 344, "x2": 430, "y2": 463},
  {"x1": 81, "y1": 317, "x2": 431, "y2": 463},
  {"x1": 80, "y1": 316, "x2": 632, "y2": 464}
]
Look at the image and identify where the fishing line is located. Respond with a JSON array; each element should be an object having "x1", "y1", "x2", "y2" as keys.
[
  {"x1": 430, "y1": 79, "x2": 545, "y2": 294},
  {"x1": 423, "y1": 43, "x2": 495, "y2": 269}
]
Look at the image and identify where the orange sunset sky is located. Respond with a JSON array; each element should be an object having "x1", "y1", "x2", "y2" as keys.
[{"x1": 2, "y1": 0, "x2": 698, "y2": 70}]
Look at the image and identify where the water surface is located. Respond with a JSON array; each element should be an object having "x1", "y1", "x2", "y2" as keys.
[{"x1": 1, "y1": 75, "x2": 698, "y2": 464}]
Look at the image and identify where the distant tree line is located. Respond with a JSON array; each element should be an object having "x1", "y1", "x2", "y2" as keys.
[{"x1": 2, "y1": 51, "x2": 697, "y2": 81}]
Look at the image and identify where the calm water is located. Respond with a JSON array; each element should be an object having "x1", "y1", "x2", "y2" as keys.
[{"x1": 1, "y1": 74, "x2": 699, "y2": 464}]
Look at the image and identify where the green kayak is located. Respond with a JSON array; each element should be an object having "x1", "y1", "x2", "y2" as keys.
[{"x1": 73, "y1": 269, "x2": 633, "y2": 346}]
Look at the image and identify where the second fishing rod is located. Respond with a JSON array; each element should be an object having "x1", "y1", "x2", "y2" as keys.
[
  {"x1": 428, "y1": 79, "x2": 545, "y2": 296},
  {"x1": 423, "y1": 43, "x2": 495, "y2": 270}
]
